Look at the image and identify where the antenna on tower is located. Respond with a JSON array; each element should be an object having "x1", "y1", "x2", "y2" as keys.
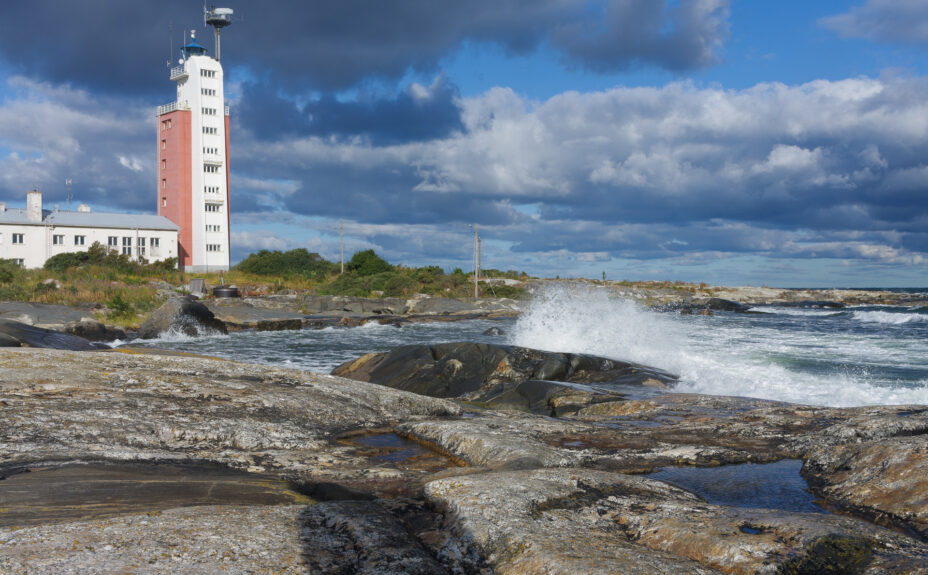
[
  {"x1": 65, "y1": 179, "x2": 72, "y2": 205},
  {"x1": 204, "y1": 5, "x2": 233, "y2": 62},
  {"x1": 167, "y1": 20, "x2": 173, "y2": 68}
]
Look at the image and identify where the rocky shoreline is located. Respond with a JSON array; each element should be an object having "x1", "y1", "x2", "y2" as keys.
[
  {"x1": 3, "y1": 281, "x2": 924, "y2": 345},
  {"x1": 1, "y1": 344, "x2": 926, "y2": 573}
]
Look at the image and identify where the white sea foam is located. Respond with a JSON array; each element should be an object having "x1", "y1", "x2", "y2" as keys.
[
  {"x1": 748, "y1": 307, "x2": 843, "y2": 317},
  {"x1": 509, "y1": 284, "x2": 928, "y2": 407},
  {"x1": 852, "y1": 310, "x2": 928, "y2": 324}
]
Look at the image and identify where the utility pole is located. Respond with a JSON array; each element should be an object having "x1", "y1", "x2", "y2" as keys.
[
  {"x1": 473, "y1": 224, "x2": 479, "y2": 298},
  {"x1": 339, "y1": 221, "x2": 344, "y2": 274}
]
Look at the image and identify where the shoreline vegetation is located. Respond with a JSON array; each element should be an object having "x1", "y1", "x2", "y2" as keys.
[{"x1": 1, "y1": 245, "x2": 924, "y2": 331}]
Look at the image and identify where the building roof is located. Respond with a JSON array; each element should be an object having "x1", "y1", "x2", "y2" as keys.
[{"x1": 0, "y1": 208, "x2": 179, "y2": 231}]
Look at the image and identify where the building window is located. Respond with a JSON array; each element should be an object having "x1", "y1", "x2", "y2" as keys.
[
  {"x1": 74, "y1": 235, "x2": 85, "y2": 246},
  {"x1": 205, "y1": 203, "x2": 221, "y2": 212},
  {"x1": 204, "y1": 165, "x2": 219, "y2": 173},
  {"x1": 13, "y1": 259, "x2": 24, "y2": 266},
  {"x1": 108, "y1": 236, "x2": 118, "y2": 247},
  {"x1": 162, "y1": 179, "x2": 167, "y2": 189},
  {"x1": 162, "y1": 159, "x2": 166, "y2": 169},
  {"x1": 53, "y1": 234, "x2": 64, "y2": 245},
  {"x1": 168, "y1": 119, "x2": 172, "y2": 129},
  {"x1": 202, "y1": 126, "x2": 217, "y2": 135},
  {"x1": 161, "y1": 120, "x2": 166, "y2": 131},
  {"x1": 137, "y1": 246, "x2": 146, "y2": 257},
  {"x1": 161, "y1": 139, "x2": 166, "y2": 150},
  {"x1": 206, "y1": 224, "x2": 221, "y2": 232},
  {"x1": 12, "y1": 233, "x2": 24, "y2": 244},
  {"x1": 206, "y1": 244, "x2": 221, "y2": 252},
  {"x1": 162, "y1": 197, "x2": 167, "y2": 207},
  {"x1": 151, "y1": 237, "x2": 160, "y2": 247},
  {"x1": 138, "y1": 237, "x2": 146, "y2": 247},
  {"x1": 200, "y1": 69, "x2": 216, "y2": 78}
]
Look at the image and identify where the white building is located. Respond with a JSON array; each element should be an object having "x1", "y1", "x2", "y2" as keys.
[
  {"x1": 156, "y1": 29, "x2": 231, "y2": 272},
  {"x1": 0, "y1": 190, "x2": 179, "y2": 269}
]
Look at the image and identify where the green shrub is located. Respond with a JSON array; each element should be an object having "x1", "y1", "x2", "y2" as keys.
[
  {"x1": 234, "y1": 248, "x2": 334, "y2": 278},
  {"x1": 0, "y1": 259, "x2": 22, "y2": 284},
  {"x1": 384, "y1": 274, "x2": 417, "y2": 297},
  {"x1": 346, "y1": 250, "x2": 393, "y2": 276}
]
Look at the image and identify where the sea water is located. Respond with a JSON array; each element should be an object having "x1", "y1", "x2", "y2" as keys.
[{"x1": 122, "y1": 285, "x2": 928, "y2": 408}]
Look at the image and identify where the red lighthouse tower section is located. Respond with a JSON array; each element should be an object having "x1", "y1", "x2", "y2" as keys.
[{"x1": 157, "y1": 111, "x2": 193, "y2": 267}]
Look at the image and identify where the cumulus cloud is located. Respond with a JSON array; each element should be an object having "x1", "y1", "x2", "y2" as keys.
[
  {"x1": 224, "y1": 75, "x2": 928, "y2": 270},
  {"x1": 821, "y1": 0, "x2": 928, "y2": 45}
]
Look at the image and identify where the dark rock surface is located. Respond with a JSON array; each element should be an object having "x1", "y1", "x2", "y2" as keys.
[
  {"x1": 0, "y1": 319, "x2": 106, "y2": 351},
  {"x1": 332, "y1": 342, "x2": 676, "y2": 415},
  {"x1": 136, "y1": 296, "x2": 227, "y2": 339}
]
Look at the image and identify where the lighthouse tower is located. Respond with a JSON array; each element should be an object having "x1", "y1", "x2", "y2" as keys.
[{"x1": 157, "y1": 26, "x2": 231, "y2": 272}]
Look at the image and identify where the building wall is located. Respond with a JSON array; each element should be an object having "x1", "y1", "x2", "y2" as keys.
[{"x1": 0, "y1": 223, "x2": 178, "y2": 269}]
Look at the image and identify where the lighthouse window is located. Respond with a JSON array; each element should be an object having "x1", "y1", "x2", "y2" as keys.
[
  {"x1": 206, "y1": 224, "x2": 221, "y2": 232},
  {"x1": 200, "y1": 69, "x2": 216, "y2": 78},
  {"x1": 162, "y1": 159, "x2": 166, "y2": 169},
  {"x1": 202, "y1": 126, "x2": 218, "y2": 135},
  {"x1": 206, "y1": 244, "x2": 221, "y2": 252},
  {"x1": 161, "y1": 140, "x2": 166, "y2": 150},
  {"x1": 205, "y1": 203, "x2": 221, "y2": 212},
  {"x1": 204, "y1": 165, "x2": 220, "y2": 173},
  {"x1": 201, "y1": 88, "x2": 216, "y2": 96},
  {"x1": 202, "y1": 107, "x2": 217, "y2": 116}
]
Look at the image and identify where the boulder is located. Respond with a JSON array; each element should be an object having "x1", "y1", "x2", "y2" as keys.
[
  {"x1": 0, "y1": 319, "x2": 106, "y2": 351},
  {"x1": 705, "y1": 297, "x2": 749, "y2": 312},
  {"x1": 482, "y1": 326, "x2": 505, "y2": 336},
  {"x1": 136, "y1": 297, "x2": 227, "y2": 339},
  {"x1": 332, "y1": 342, "x2": 676, "y2": 415},
  {"x1": 64, "y1": 318, "x2": 126, "y2": 341}
]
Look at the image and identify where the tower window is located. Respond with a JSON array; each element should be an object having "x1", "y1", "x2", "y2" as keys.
[
  {"x1": 206, "y1": 244, "x2": 221, "y2": 252},
  {"x1": 205, "y1": 203, "x2": 221, "y2": 212},
  {"x1": 162, "y1": 159, "x2": 166, "y2": 169},
  {"x1": 161, "y1": 139, "x2": 166, "y2": 150},
  {"x1": 162, "y1": 179, "x2": 167, "y2": 189},
  {"x1": 162, "y1": 197, "x2": 167, "y2": 207}
]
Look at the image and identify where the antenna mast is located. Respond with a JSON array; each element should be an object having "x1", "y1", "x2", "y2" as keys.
[{"x1": 204, "y1": 6, "x2": 234, "y2": 61}]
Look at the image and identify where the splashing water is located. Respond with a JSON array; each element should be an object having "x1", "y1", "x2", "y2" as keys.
[{"x1": 509, "y1": 284, "x2": 928, "y2": 407}]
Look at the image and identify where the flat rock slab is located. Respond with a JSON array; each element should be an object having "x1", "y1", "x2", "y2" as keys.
[
  {"x1": 0, "y1": 302, "x2": 95, "y2": 326},
  {"x1": 0, "y1": 463, "x2": 312, "y2": 527},
  {"x1": 425, "y1": 467, "x2": 928, "y2": 575},
  {"x1": 204, "y1": 299, "x2": 306, "y2": 331},
  {"x1": 0, "y1": 504, "x2": 312, "y2": 574},
  {"x1": 0, "y1": 347, "x2": 460, "y2": 477}
]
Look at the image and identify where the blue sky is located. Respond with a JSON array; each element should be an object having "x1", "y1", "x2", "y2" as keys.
[{"x1": 1, "y1": 0, "x2": 928, "y2": 286}]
